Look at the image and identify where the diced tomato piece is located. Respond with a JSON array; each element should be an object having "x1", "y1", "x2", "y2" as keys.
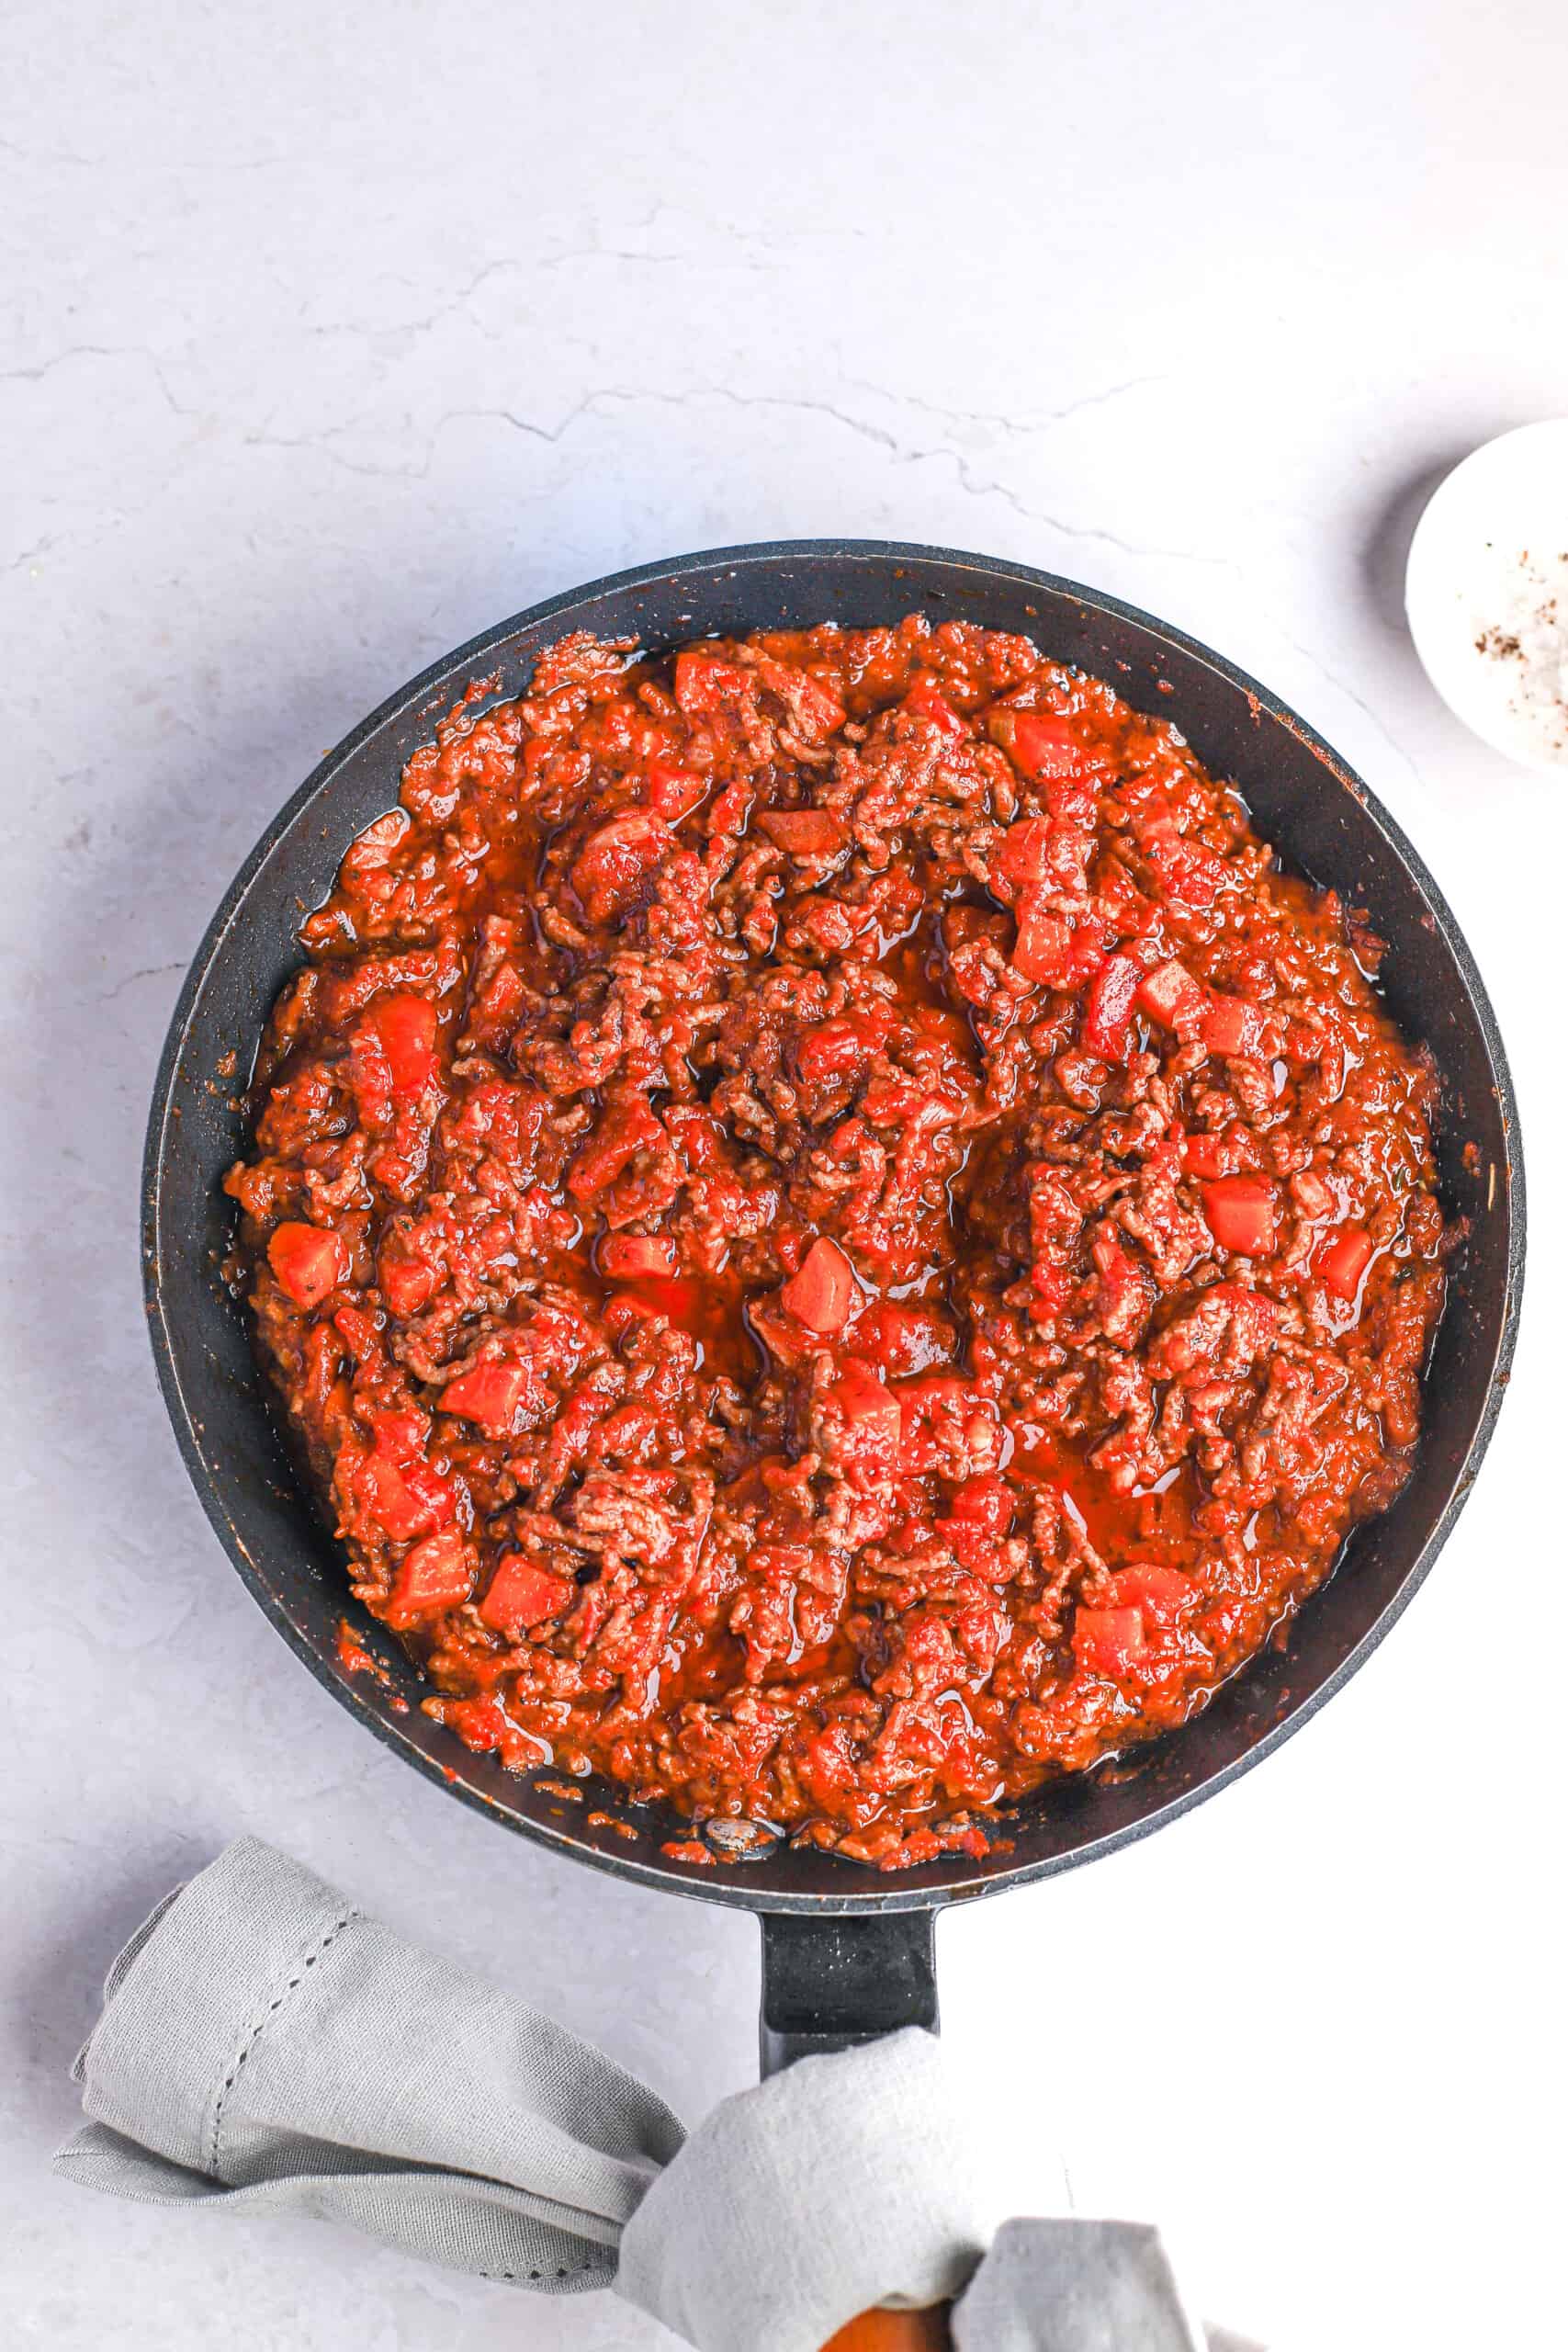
[
  {"x1": 902, "y1": 673, "x2": 965, "y2": 738},
  {"x1": 333, "y1": 1303, "x2": 380, "y2": 1363},
  {"x1": 991, "y1": 818, "x2": 1055, "y2": 889},
  {"x1": 893, "y1": 1374, "x2": 995, "y2": 1481},
  {"x1": 343, "y1": 808, "x2": 411, "y2": 869},
  {"x1": 369, "y1": 992, "x2": 437, "y2": 1098},
  {"x1": 370, "y1": 1405, "x2": 430, "y2": 1454},
  {"x1": 1201, "y1": 1175, "x2": 1278, "y2": 1256},
  {"x1": 1201, "y1": 995, "x2": 1266, "y2": 1057},
  {"x1": 991, "y1": 813, "x2": 1090, "y2": 903},
  {"x1": 599, "y1": 1232, "x2": 679, "y2": 1281},
  {"x1": 479, "y1": 1554, "x2": 576, "y2": 1634},
  {"x1": 1062, "y1": 919, "x2": 1109, "y2": 984},
  {"x1": 854, "y1": 1300, "x2": 958, "y2": 1378},
  {"x1": 1107, "y1": 1565, "x2": 1195, "y2": 1620},
  {"x1": 705, "y1": 775, "x2": 756, "y2": 836},
  {"x1": 353, "y1": 1447, "x2": 445, "y2": 1543},
  {"x1": 1020, "y1": 912, "x2": 1104, "y2": 988},
  {"x1": 445, "y1": 1695, "x2": 510, "y2": 1747},
  {"x1": 1011, "y1": 899, "x2": 1072, "y2": 984},
  {"x1": 1081, "y1": 953, "x2": 1144, "y2": 1061},
  {"x1": 1291, "y1": 1168, "x2": 1337, "y2": 1220},
  {"x1": 570, "y1": 812, "x2": 671, "y2": 923},
  {"x1": 357, "y1": 1464, "x2": 429, "y2": 1542},
  {"x1": 439, "y1": 1694, "x2": 546, "y2": 1769},
  {"x1": 644, "y1": 760, "x2": 710, "y2": 822},
  {"x1": 744, "y1": 652, "x2": 847, "y2": 740},
  {"x1": 1141, "y1": 822, "x2": 1228, "y2": 908},
  {"x1": 384, "y1": 1527, "x2": 473, "y2": 1627},
  {"x1": 795, "y1": 1015, "x2": 885, "y2": 1087},
  {"x1": 378, "y1": 1232, "x2": 439, "y2": 1317},
  {"x1": 267, "y1": 1221, "x2": 350, "y2": 1309},
  {"x1": 1074, "y1": 1566, "x2": 1194, "y2": 1675},
  {"x1": 350, "y1": 1448, "x2": 413, "y2": 1543},
  {"x1": 781, "y1": 1237, "x2": 858, "y2": 1335},
  {"x1": 796, "y1": 1722, "x2": 860, "y2": 1805},
  {"x1": 945, "y1": 1521, "x2": 1010, "y2": 1578},
  {"x1": 754, "y1": 808, "x2": 848, "y2": 857},
  {"x1": 1074, "y1": 1604, "x2": 1146, "y2": 1678},
  {"x1": 802, "y1": 674, "x2": 848, "y2": 736},
  {"x1": 673, "y1": 650, "x2": 754, "y2": 717},
  {"x1": 568, "y1": 1096, "x2": 665, "y2": 1202},
  {"x1": 440, "y1": 1359, "x2": 533, "y2": 1437},
  {"x1": 828, "y1": 1362, "x2": 903, "y2": 1476},
  {"x1": 1179, "y1": 1132, "x2": 1228, "y2": 1180},
  {"x1": 776, "y1": 667, "x2": 848, "y2": 738},
  {"x1": 946, "y1": 1476, "x2": 1012, "y2": 1534},
  {"x1": 1317, "y1": 1225, "x2": 1375, "y2": 1300},
  {"x1": 1137, "y1": 957, "x2": 1208, "y2": 1037},
  {"x1": 396, "y1": 1453, "x2": 461, "y2": 1529},
  {"x1": 1007, "y1": 711, "x2": 1081, "y2": 779},
  {"x1": 473, "y1": 961, "x2": 525, "y2": 1034},
  {"x1": 347, "y1": 1410, "x2": 459, "y2": 1544},
  {"x1": 997, "y1": 711, "x2": 1098, "y2": 819}
]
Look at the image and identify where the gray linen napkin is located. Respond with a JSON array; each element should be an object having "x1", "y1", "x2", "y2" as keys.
[
  {"x1": 951, "y1": 2219, "x2": 1259, "y2": 2352},
  {"x1": 53, "y1": 1838, "x2": 1258, "y2": 2350},
  {"x1": 616, "y1": 2025, "x2": 994, "y2": 2344},
  {"x1": 53, "y1": 1837, "x2": 679, "y2": 2290}
]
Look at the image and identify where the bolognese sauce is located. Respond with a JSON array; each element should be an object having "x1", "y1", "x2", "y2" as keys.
[{"x1": 225, "y1": 616, "x2": 1455, "y2": 1869}]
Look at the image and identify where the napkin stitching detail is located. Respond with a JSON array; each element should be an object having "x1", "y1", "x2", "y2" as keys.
[
  {"x1": 479, "y1": 2256, "x2": 611, "y2": 2284},
  {"x1": 208, "y1": 1908, "x2": 357, "y2": 2177}
]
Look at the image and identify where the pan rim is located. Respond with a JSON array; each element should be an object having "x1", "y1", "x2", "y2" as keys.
[{"x1": 141, "y1": 537, "x2": 1527, "y2": 1917}]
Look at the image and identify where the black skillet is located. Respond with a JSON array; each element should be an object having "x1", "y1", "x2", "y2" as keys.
[{"x1": 142, "y1": 539, "x2": 1525, "y2": 2076}]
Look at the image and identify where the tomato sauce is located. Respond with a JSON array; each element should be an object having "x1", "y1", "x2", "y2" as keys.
[{"x1": 227, "y1": 616, "x2": 1454, "y2": 1869}]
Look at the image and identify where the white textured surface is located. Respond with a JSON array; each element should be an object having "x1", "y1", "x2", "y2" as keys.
[{"x1": 3, "y1": 6, "x2": 1562, "y2": 2347}]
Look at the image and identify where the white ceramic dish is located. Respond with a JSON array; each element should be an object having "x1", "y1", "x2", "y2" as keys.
[{"x1": 1404, "y1": 420, "x2": 1568, "y2": 773}]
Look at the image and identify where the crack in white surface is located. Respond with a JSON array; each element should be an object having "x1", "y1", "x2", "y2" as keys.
[
  {"x1": 539, "y1": 200, "x2": 788, "y2": 276},
  {"x1": 1, "y1": 345, "x2": 147, "y2": 385},
  {"x1": 539, "y1": 246, "x2": 689, "y2": 269},
  {"x1": 296, "y1": 255, "x2": 535, "y2": 347},
  {"x1": 0, "y1": 342, "x2": 192, "y2": 418},
  {"x1": 97, "y1": 960, "x2": 185, "y2": 1004},
  {"x1": 1, "y1": 338, "x2": 1216, "y2": 588},
  {"x1": 838, "y1": 369, "x2": 1165, "y2": 438},
  {"x1": 5, "y1": 534, "x2": 57, "y2": 574},
  {"x1": 0, "y1": 131, "x2": 96, "y2": 168},
  {"x1": 242, "y1": 382, "x2": 908, "y2": 478},
  {"x1": 236, "y1": 379, "x2": 1223, "y2": 571},
  {"x1": 5, "y1": 319, "x2": 1174, "y2": 580}
]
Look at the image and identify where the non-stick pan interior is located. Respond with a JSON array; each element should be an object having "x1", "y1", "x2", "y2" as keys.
[{"x1": 143, "y1": 542, "x2": 1523, "y2": 1916}]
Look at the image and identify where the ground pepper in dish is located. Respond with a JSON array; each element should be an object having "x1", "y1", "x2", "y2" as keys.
[{"x1": 226, "y1": 616, "x2": 1456, "y2": 1870}]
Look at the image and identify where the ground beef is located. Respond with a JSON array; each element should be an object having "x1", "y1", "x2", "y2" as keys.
[{"x1": 226, "y1": 615, "x2": 1455, "y2": 1871}]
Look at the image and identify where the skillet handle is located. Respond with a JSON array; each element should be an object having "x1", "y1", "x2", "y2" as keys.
[{"x1": 758, "y1": 1908, "x2": 940, "y2": 2077}]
